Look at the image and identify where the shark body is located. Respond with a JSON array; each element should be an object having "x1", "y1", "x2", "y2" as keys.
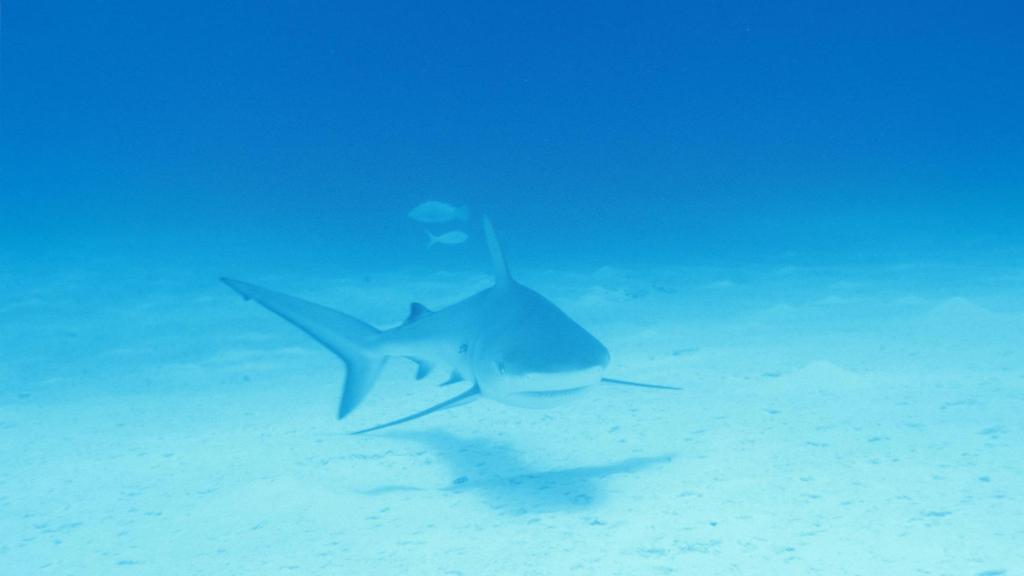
[{"x1": 223, "y1": 217, "x2": 675, "y2": 433}]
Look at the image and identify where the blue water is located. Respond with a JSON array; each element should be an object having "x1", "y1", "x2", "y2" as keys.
[{"x1": 3, "y1": 2, "x2": 1023, "y2": 574}]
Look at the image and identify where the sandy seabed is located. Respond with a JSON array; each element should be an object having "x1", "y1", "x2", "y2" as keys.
[{"x1": 2, "y1": 260, "x2": 1022, "y2": 575}]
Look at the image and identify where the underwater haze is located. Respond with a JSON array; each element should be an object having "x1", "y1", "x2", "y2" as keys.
[{"x1": 3, "y1": 1, "x2": 1023, "y2": 574}]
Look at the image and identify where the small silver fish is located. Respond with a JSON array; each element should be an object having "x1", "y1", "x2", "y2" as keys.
[
  {"x1": 427, "y1": 229, "x2": 469, "y2": 248},
  {"x1": 408, "y1": 201, "x2": 470, "y2": 224}
]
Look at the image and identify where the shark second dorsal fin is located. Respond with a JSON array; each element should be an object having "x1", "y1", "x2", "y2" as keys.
[
  {"x1": 404, "y1": 302, "x2": 431, "y2": 325},
  {"x1": 482, "y1": 215, "x2": 512, "y2": 285}
]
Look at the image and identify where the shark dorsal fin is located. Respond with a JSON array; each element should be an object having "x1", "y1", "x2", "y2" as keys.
[
  {"x1": 404, "y1": 302, "x2": 431, "y2": 325},
  {"x1": 482, "y1": 215, "x2": 512, "y2": 285}
]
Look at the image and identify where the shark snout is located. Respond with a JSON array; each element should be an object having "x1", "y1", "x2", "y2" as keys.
[{"x1": 471, "y1": 297, "x2": 611, "y2": 408}]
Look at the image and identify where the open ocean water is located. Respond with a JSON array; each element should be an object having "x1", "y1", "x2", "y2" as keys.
[{"x1": 2, "y1": 2, "x2": 1023, "y2": 575}]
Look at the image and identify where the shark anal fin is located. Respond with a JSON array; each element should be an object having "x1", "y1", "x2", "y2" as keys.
[
  {"x1": 601, "y1": 377, "x2": 681, "y2": 391},
  {"x1": 351, "y1": 385, "x2": 480, "y2": 435},
  {"x1": 438, "y1": 370, "x2": 464, "y2": 387},
  {"x1": 406, "y1": 357, "x2": 434, "y2": 380}
]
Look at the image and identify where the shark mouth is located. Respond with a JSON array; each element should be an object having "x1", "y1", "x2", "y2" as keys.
[{"x1": 515, "y1": 386, "x2": 589, "y2": 399}]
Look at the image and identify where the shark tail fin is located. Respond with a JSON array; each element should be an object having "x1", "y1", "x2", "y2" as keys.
[{"x1": 221, "y1": 278, "x2": 385, "y2": 419}]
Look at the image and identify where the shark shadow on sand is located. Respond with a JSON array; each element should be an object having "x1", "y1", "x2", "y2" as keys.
[{"x1": 360, "y1": 430, "x2": 674, "y2": 514}]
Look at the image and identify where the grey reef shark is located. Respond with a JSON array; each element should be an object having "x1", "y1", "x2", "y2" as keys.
[{"x1": 222, "y1": 216, "x2": 677, "y2": 434}]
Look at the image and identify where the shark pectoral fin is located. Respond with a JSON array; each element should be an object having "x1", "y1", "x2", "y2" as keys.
[
  {"x1": 351, "y1": 385, "x2": 481, "y2": 435},
  {"x1": 601, "y1": 377, "x2": 681, "y2": 391}
]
